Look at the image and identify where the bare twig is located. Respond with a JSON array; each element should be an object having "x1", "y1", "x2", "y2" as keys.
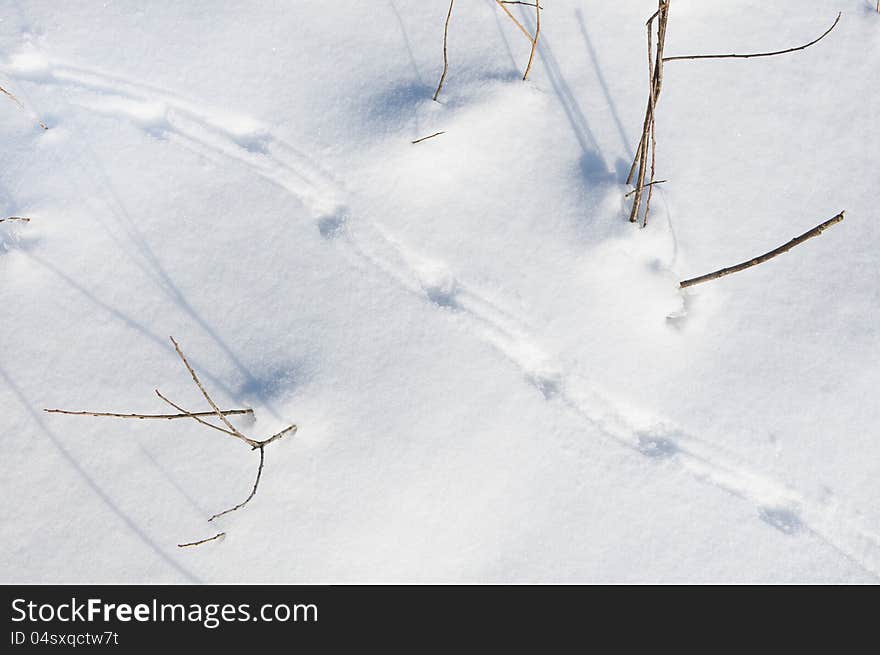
[
  {"x1": 679, "y1": 211, "x2": 844, "y2": 289},
  {"x1": 411, "y1": 131, "x2": 446, "y2": 144},
  {"x1": 0, "y1": 216, "x2": 32, "y2": 223},
  {"x1": 627, "y1": 1, "x2": 670, "y2": 226},
  {"x1": 624, "y1": 180, "x2": 667, "y2": 198},
  {"x1": 43, "y1": 407, "x2": 252, "y2": 420},
  {"x1": 522, "y1": 0, "x2": 541, "y2": 81},
  {"x1": 209, "y1": 447, "x2": 265, "y2": 522},
  {"x1": 154, "y1": 389, "x2": 251, "y2": 442},
  {"x1": 47, "y1": 337, "x2": 299, "y2": 537},
  {"x1": 663, "y1": 12, "x2": 841, "y2": 62},
  {"x1": 494, "y1": 0, "x2": 542, "y2": 80},
  {"x1": 495, "y1": 0, "x2": 533, "y2": 42},
  {"x1": 501, "y1": 1, "x2": 543, "y2": 8},
  {"x1": 433, "y1": 0, "x2": 455, "y2": 102},
  {"x1": 169, "y1": 336, "x2": 252, "y2": 446},
  {"x1": 178, "y1": 532, "x2": 225, "y2": 548},
  {"x1": 0, "y1": 84, "x2": 48, "y2": 130}
]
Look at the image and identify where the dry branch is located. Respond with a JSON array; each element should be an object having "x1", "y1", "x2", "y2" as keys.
[
  {"x1": 0, "y1": 84, "x2": 48, "y2": 130},
  {"x1": 663, "y1": 13, "x2": 841, "y2": 63},
  {"x1": 46, "y1": 336, "x2": 298, "y2": 540},
  {"x1": 0, "y1": 216, "x2": 31, "y2": 223},
  {"x1": 433, "y1": 0, "x2": 455, "y2": 102},
  {"x1": 43, "y1": 407, "x2": 252, "y2": 420},
  {"x1": 679, "y1": 211, "x2": 844, "y2": 288},
  {"x1": 178, "y1": 532, "x2": 225, "y2": 548},
  {"x1": 522, "y1": 0, "x2": 541, "y2": 80},
  {"x1": 411, "y1": 131, "x2": 446, "y2": 144},
  {"x1": 627, "y1": 1, "x2": 670, "y2": 227},
  {"x1": 495, "y1": 0, "x2": 542, "y2": 79}
]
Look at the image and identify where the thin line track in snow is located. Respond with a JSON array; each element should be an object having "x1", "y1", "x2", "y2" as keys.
[{"x1": 9, "y1": 56, "x2": 880, "y2": 579}]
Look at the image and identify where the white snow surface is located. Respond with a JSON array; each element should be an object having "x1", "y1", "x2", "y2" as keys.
[{"x1": 1, "y1": 0, "x2": 878, "y2": 583}]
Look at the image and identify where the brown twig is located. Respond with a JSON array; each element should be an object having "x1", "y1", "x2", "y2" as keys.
[
  {"x1": 663, "y1": 12, "x2": 841, "y2": 62},
  {"x1": 169, "y1": 336, "x2": 252, "y2": 446},
  {"x1": 411, "y1": 131, "x2": 446, "y2": 144},
  {"x1": 1, "y1": 84, "x2": 48, "y2": 130},
  {"x1": 1, "y1": 216, "x2": 32, "y2": 223},
  {"x1": 679, "y1": 211, "x2": 844, "y2": 289},
  {"x1": 521, "y1": 0, "x2": 541, "y2": 81},
  {"x1": 43, "y1": 407, "x2": 252, "y2": 420},
  {"x1": 624, "y1": 180, "x2": 667, "y2": 198},
  {"x1": 178, "y1": 532, "x2": 225, "y2": 548},
  {"x1": 433, "y1": 0, "x2": 455, "y2": 102},
  {"x1": 209, "y1": 447, "x2": 265, "y2": 522},
  {"x1": 501, "y1": 1, "x2": 543, "y2": 8},
  {"x1": 494, "y1": 0, "x2": 534, "y2": 42},
  {"x1": 627, "y1": 1, "x2": 670, "y2": 226},
  {"x1": 47, "y1": 337, "x2": 299, "y2": 537},
  {"x1": 494, "y1": 0, "x2": 542, "y2": 80}
]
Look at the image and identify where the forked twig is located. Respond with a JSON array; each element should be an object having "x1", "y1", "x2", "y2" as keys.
[
  {"x1": 679, "y1": 211, "x2": 844, "y2": 288},
  {"x1": 433, "y1": 0, "x2": 455, "y2": 102},
  {"x1": 46, "y1": 337, "x2": 299, "y2": 539},
  {"x1": 522, "y1": 0, "x2": 541, "y2": 81},
  {"x1": 0, "y1": 84, "x2": 48, "y2": 130},
  {"x1": 178, "y1": 532, "x2": 225, "y2": 548},
  {"x1": 494, "y1": 0, "x2": 542, "y2": 80},
  {"x1": 663, "y1": 13, "x2": 841, "y2": 62}
]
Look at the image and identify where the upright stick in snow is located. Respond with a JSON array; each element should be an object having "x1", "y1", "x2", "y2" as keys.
[
  {"x1": 433, "y1": 0, "x2": 455, "y2": 102},
  {"x1": 495, "y1": 0, "x2": 542, "y2": 80}
]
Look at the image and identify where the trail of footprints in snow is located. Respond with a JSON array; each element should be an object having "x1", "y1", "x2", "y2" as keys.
[{"x1": 10, "y1": 58, "x2": 880, "y2": 578}]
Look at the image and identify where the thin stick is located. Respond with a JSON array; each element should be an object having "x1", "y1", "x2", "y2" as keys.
[
  {"x1": 624, "y1": 180, "x2": 667, "y2": 198},
  {"x1": 209, "y1": 446, "x2": 265, "y2": 522},
  {"x1": 679, "y1": 211, "x2": 844, "y2": 289},
  {"x1": 663, "y1": 13, "x2": 841, "y2": 62},
  {"x1": 256, "y1": 424, "x2": 297, "y2": 449},
  {"x1": 43, "y1": 407, "x2": 252, "y2": 420},
  {"x1": 0, "y1": 216, "x2": 31, "y2": 223},
  {"x1": 178, "y1": 532, "x2": 225, "y2": 548},
  {"x1": 494, "y1": 0, "x2": 534, "y2": 43},
  {"x1": 154, "y1": 389, "x2": 253, "y2": 443},
  {"x1": 169, "y1": 336, "x2": 252, "y2": 446},
  {"x1": 411, "y1": 131, "x2": 446, "y2": 144},
  {"x1": 0, "y1": 84, "x2": 48, "y2": 130},
  {"x1": 522, "y1": 0, "x2": 541, "y2": 81},
  {"x1": 433, "y1": 0, "x2": 455, "y2": 102},
  {"x1": 501, "y1": 1, "x2": 543, "y2": 8}
]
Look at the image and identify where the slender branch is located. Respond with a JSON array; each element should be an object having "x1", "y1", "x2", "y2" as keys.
[
  {"x1": 663, "y1": 12, "x2": 841, "y2": 62},
  {"x1": 522, "y1": 0, "x2": 541, "y2": 81},
  {"x1": 154, "y1": 389, "x2": 255, "y2": 444},
  {"x1": 178, "y1": 532, "x2": 225, "y2": 548},
  {"x1": 0, "y1": 84, "x2": 48, "y2": 130},
  {"x1": 411, "y1": 131, "x2": 446, "y2": 144},
  {"x1": 0, "y1": 216, "x2": 31, "y2": 223},
  {"x1": 169, "y1": 336, "x2": 251, "y2": 444},
  {"x1": 209, "y1": 446, "x2": 265, "y2": 522},
  {"x1": 494, "y1": 0, "x2": 534, "y2": 43},
  {"x1": 501, "y1": 1, "x2": 542, "y2": 8},
  {"x1": 433, "y1": 0, "x2": 455, "y2": 102},
  {"x1": 255, "y1": 424, "x2": 297, "y2": 449},
  {"x1": 679, "y1": 211, "x2": 845, "y2": 289},
  {"x1": 43, "y1": 407, "x2": 252, "y2": 420},
  {"x1": 624, "y1": 180, "x2": 667, "y2": 198}
]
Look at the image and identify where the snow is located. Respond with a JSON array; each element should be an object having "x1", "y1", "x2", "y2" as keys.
[{"x1": 1, "y1": 0, "x2": 878, "y2": 583}]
